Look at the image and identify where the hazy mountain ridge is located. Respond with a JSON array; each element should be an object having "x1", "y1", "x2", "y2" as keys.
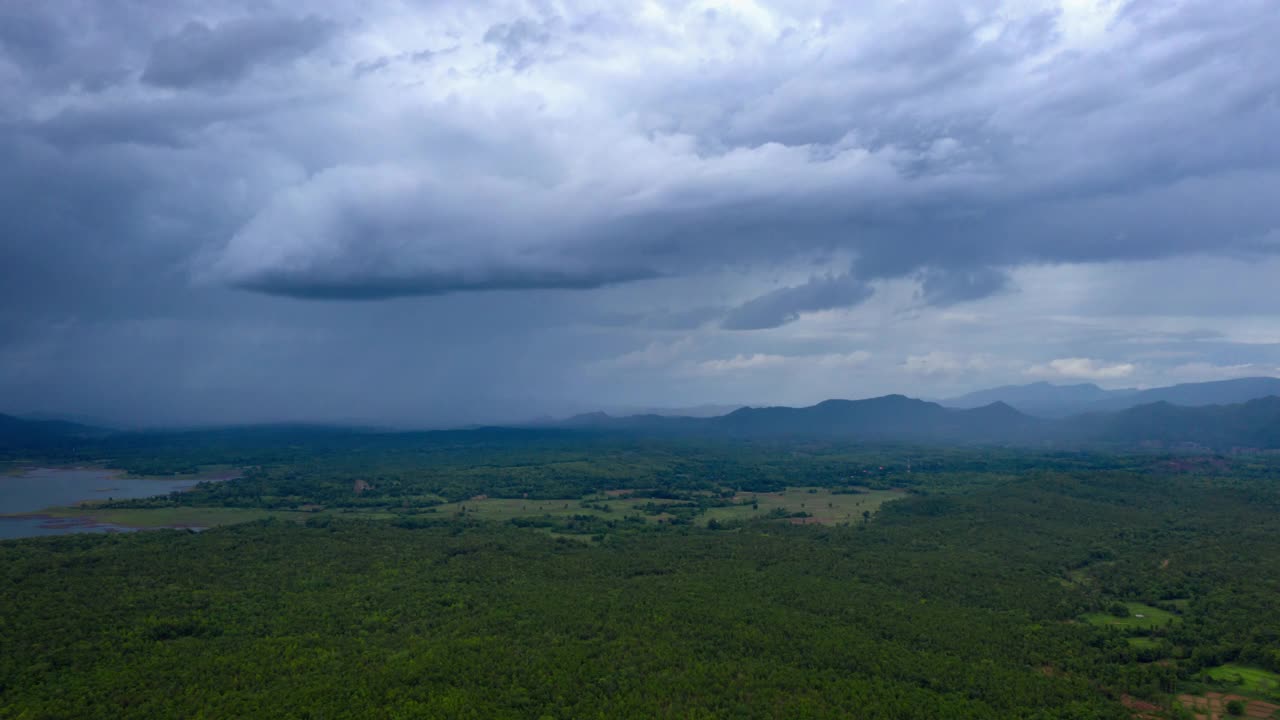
[
  {"x1": 552, "y1": 392, "x2": 1280, "y2": 449},
  {"x1": 5, "y1": 376, "x2": 1280, "y2": 451},
  {"x1": 942, "y1": 381, "x2": 1135, "y2": 417},
  {"x1": 1087, "y1": 377, "x2": 1280, "y2": 412},
  {"x1": 943, "y1": 377, "x2": 1280, "y2": 418}
]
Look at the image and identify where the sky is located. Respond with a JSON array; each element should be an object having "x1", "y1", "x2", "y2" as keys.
[{"x1": 2, "y1": 0, "x2": 1280, "y2": 427}]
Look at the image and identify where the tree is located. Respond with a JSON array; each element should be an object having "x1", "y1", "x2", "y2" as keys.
[{"x1": 1226, "y1": 699, "x2": 1245, "y2": 716}]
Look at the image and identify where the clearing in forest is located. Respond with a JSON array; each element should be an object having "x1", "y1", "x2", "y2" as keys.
[
  {"x1": 1080, "y1": 602, "x2": 1178, "y2": 630},
  {"x1": 1203, "y1": 664, "x2": 1280, "y2": 699},
  {"x1": 429, "y1": 496, "x2": 680, "y2": 523},
  {"x1": 700, "y1": 486, "x2": 906, "y2": 526},
  {"x1": 1178, "y1": 691, "x2": 1280, "y2": 719}
]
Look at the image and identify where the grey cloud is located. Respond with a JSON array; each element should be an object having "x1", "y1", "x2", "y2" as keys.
[
  {"x1": 483, "y1": 17, "x2": 554, "y2": 70},
  {"x1": 32, "y1": 97, "x2": 258, "y2": 148},
  {"x1": 211, "y1": 164, "x2": 660, "y2": 299},
  {"x1": 202, "y1": 0, "x2": 1280, "y2": 309},
  {"x1": 352, "y1": 47, "x2": 444, "y2": 77},
  {"x1": 722, "y1": 274, "x2": 874, "y2": 330},
  {"x1": 352, "y1": 56, "x2": 391, "y2": 77},
  {"x1": 0, "y1": 3, "x2": 139, "y2": 92},
  {"x1": 6, "y1": 0, "x2": 1280, "y2": 426},
  {"x1": 232, "y1": 266, "x2": 657, "y2": 301},
  {"x1": 141, "y1": 15, "x2": 337, "y2": 89},
  {"x1": 593, "y1": 306, "x2": 727, "y2": 331},
  {"x1": 918, "y1": 267, "x2": 1010, "y2": 307}
]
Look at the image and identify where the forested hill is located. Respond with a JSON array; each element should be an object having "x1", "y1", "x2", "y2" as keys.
[
  {"x1": 555, "y1": 395, "x2": 1043, "y2": 441},
  {"x1": 1083, "y1": 396, "x2": 1280, "y2": 448},
  {"x1": 0, "y1": 413, "x2": 108, "y2": 450},
  {"x1": 712, "y1": 395, "x2": 1045, "y2": 442}
]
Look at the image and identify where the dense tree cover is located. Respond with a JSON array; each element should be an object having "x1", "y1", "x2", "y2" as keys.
[
  {"x1": 5, "y1": 456, "x2": 1280, "y2": 718},
  {"x1": 30, "y1": 427, "x2": 1272, "y2": 513},
  {"x1": 7, "y1": 428, "x2": 1280, "y2": 716},
  {"x1": 0, "y1": 522, "x2": 1113, "y2": 718}
]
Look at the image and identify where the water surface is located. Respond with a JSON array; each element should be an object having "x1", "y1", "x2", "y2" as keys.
[{"x1": 0, "y1": 468, "x2": 219, "y2": 540}]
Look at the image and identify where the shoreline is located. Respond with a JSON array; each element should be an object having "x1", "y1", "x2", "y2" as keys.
[
  {"x1": 2, "y1": 511, "x2": 207, "y2": 532},
  {"x1": 0, "y1": 466, "x2": 242, "y2": 537}
]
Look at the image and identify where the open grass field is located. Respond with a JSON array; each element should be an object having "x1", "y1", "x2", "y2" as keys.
[
  {"x1": 423, "y1": 487, "x2": 906, "y2": 527},
  {"x1": 428, "y1": 496, "x2": 681, "y2": 523},
  {"x1": 701, "y1": 486, "x2": 906, "y2": 526},
  {"x1": 1205, "y1": 664, "x2": 1280, "y2": 698},
  {"x1": 1179, "y1": 692, "x2": 1280, "y2": 720},
  {"x1": 13, "y1": 486, "x2": 907, "y2": 533},
  {"x1": 1081, "y1": 602, "x2": 1179, "y2": 630},
  {"x1": 1126, "y1": 637, "x2": 1163, "y2": 650}
]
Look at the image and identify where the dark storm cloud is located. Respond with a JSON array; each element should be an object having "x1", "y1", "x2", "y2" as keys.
[
  {"x1": 0, "y1": 3, "x2": 135, "y2": 92},
  {"x1": 141, "y1": 15, "x2": 337, "y2": 89},
  {"x1": 198, "y1": 0, "x2": 1280, "y2": 323},
  {"x1": 233, "y1": 265, "x2": 657, "y2": 300},
  {"x1": 3, "y1": 0, "x2": 1280, "y2": 426},
  {"x1": 32, "y1": 97, "x2": 262, "y2": 148},
  {"x1": 722, "y1": 274, "x2": 874, "y2": 330}
]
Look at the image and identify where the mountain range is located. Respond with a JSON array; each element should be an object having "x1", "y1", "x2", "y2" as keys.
[
  {"x1": 5, "y1": 376, "x2": 1280, "y2": 451},
  {"x1": 552, "y1": 395, "x2": 1280, "y2": 449},
  {"x1": 941, "y1": 377, "x2": 1280, "y2": 417},
  {"x1": 547, "y1": 377, "x2": 1280, "y2": 449}
]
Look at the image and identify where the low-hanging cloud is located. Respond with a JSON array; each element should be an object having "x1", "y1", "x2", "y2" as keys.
[{"x1": 722, "y1": 273, "x2": 874, "y2": 330}]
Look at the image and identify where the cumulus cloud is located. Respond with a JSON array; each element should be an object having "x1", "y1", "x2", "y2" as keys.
[{"x1": 1025, "y1": 357, "x2": 1136, "y2": 381}]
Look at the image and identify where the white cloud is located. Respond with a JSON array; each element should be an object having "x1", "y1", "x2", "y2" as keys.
[
  {"x1": 902, "y1": 351, "x2": 994, "y2": 377},
  {"x1": 694, "y1": 353, "x2": 788, "y2": 375},
  {"x1": 1165, "y1": 362, "x2": 1278, "y2": 382},
  {"x1": 595, "y1": 337, "x2": 695, "y2": 371},
  {"x1": 1024, "y1": 357, "x2": 1135, "y2": 380},
  {"x1": 691, "y1": 351, "x2": 870, "y2": 376}
]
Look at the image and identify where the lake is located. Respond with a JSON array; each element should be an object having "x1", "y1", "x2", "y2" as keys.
[{"x1": 0, "y1": 467, "x2": 224, "y2": 540}]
